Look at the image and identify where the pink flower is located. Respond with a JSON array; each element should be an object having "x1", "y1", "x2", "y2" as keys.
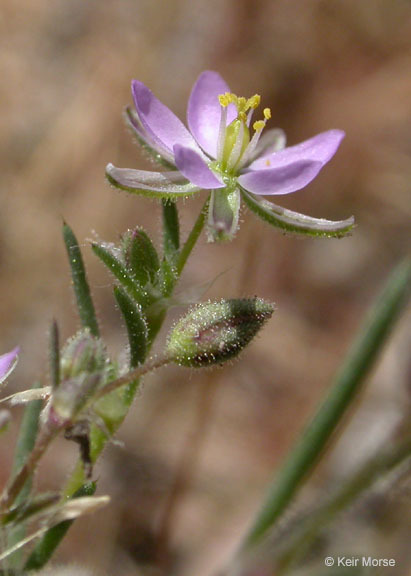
[{"x1": 107, "y1": 71, "x2": 354, "y2": 241}]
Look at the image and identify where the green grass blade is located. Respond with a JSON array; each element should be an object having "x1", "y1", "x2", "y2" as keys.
[
  {"x1": 24, "y1": 483, "x2": 96, "y2": 571},
  {"x1": 243, "y1": 257, "x2": 411, "y2": 549},
  {"x1": 63, "y1": 223, "x2": 99, "y2": 337},
  {"x1": 276, "y1": 435, "x2": 411, "y2": 573}
]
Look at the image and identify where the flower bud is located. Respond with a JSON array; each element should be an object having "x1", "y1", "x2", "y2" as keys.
[
  {"x1": 60, "y1": 329, "x2": 106, "y2": 380},
  {"x1": 53, "y1": 330, "x2": 111, "y2": 422},
  {"x1": 166, "y1": 298, "x2": 274, "y2": 367}
]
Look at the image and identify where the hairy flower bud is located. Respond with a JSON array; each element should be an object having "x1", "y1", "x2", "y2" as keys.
[
  {"x1": 60, "y1": 329, "x2": 106, "y2": 380},
  {"x1": 53, "y1": 330, "x2": 111, "y2": 422},
  {"x1": 166, "y1": 298, "x2": 274, "y2": 367}
]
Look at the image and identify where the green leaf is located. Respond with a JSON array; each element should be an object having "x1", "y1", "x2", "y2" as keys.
[
  {"x1": 91, "y1": 242, "x2": 148, "y2": 307},
  {"x1": 122, "y1": 228, "x2": 160, "y2": 286},
  {"x1": 162, "y1": 199, "x2": 180, "y2": 263},
  {"x1": 24, "y1": 483, "x2": 96, "y2": 571},
  {"x1": 113, "y1": 286, "x2": 148, "y2": 369},
  {"x1": 241, "y1": 188, "x2": 355, "y2": 238},
  {"x1": 242, "y1": 257, "x2": 411, "y2": 549},
  {"x1": 49, "y1": 320, "x2": 60, "y2": 390},
  {"x1": 7, "y1": 383, "x2": 43, "y2": 566},
  {"x1": 63, "y1": 223, "x2": 99, "y2": 337},
  {"x1": 158, "y1": 258, "x2": 178, "y2": 298}
]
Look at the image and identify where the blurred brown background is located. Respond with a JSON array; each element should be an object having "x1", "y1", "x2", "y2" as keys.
[{"x1": 0, "y1": 1, "x2": 410, "y2": 575}]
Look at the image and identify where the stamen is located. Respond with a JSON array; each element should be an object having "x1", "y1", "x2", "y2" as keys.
[
  {"x1": 246, "y1": 94, "x2": 261, "y2": 110},
  {"x1": 216, "y1": 104, "x2": 228, "y2": 162},
  {"x1": 263, "y1": 108, "x2": 271, "y2": 120},
  {"x1": 227, "y1": 120, "x2": 245, "y2": 172},
  {"x1": 253, "y1": 120, "x2": 265, "y2": 132}
]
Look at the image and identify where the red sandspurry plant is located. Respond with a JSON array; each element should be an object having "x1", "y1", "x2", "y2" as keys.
[{"x1": 0, "y1": 70, "x2": 409, "y2": 576}]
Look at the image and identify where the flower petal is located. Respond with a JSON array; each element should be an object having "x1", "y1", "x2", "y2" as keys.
[
  {"x1": 106, "y1": 164, "x2": 201, "y2": 198},
  {"x1": 0, "y1": 347, "x2": 19, "y2": 386},
  {"x1": 124, "y1": 107, "x2": 176, "y2": 167},
  {"x1": 132, "y1": 80, "x2": 200, "y2": 155},
  {"x1": 238, "y1": 160, "x2": 323, "y2": 195},
  {"x1": 187, "y1": 71, "x2": 236, "y2": 158},
  {"x1": 247, "y1": 129, "x2": 345, "y2": 172},
  {"x1": 173, "y1": 145, "x2": 225, "y2": 189},
  {"x1": 252, "y1": 128, "x2": 287, "y2": 159}
]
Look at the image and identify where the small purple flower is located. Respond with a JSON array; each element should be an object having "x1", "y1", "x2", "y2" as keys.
[
  {"x1": 0, "y1": 347, "x2": 19, "y2": 386},
  {"x1": 107, "y1": 71, "x2": 354, "y2": 241}
]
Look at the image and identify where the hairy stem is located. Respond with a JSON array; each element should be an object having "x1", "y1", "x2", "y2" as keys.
[
  {"x1": 176, "y1": 197, "x2": 209, "y2": 276},
  {"x1": 0, "y1": 427, "x2": 60, "y2": 516}
]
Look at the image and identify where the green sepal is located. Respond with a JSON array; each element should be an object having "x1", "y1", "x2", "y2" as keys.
[
  {"x1": 91, "y1": 242, "x2": 149, "y2": 308},
  {"x1": 113, "y1": 286, "x2": 148, "y2": 368},
  {"x1": 63, "y1": 222, "x2": 100, "y2": 337},
  {"x1": 124, "y1": 106, "x2": 176, "y2": 170},
  {"x1": 240, "y1": 188, "x2": 355, "y2": 238},
  {"x1": 24, "y1": 483, "x2": 96, "y2": 571},
  {"x1": 162, "y1": 199, "x2": 180, "y2": 263},
  {"x1": 121, "y1": 228, "x2": 160, "y2": 287},
  {"x1": 105, "y1": 168, "x2": 200, "y2": 200},
  {"x1": 208, "y1": 185, "x2": 241, "y2": 242}
]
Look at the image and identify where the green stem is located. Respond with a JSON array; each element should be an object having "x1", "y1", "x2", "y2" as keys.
[
  {"x1": 93, "y1": 354, "x2": 171, "y2": 402},
  {"x1": 242, "y1": 257, "x2": 411, "y2": 549},
  {"x1": 176, "y1": 197, "x2": 209, "y2": 276},
  {"x1": 64, "y1": 200, "x2": 208, "y2": 497}
]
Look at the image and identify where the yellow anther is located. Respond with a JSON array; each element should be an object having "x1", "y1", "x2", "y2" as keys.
[
  {"x1": 246, "y1": 94, "x2": 261, "y2": 110},
  {"x1": 239, "y1": 111, "x2": 247, "y2": 122},
  {"x1": 263, "y1": 108, "x2": 271, "y2": 120},
  {"x1": 237, "y1": 96, "x2": 247, "y2": 112},
  {"x1": 253, "y1": 120, "x2": 265, "y2": 132},
  {"x1": 218, "y1": 94, "x2": 230, "y2": 107}
]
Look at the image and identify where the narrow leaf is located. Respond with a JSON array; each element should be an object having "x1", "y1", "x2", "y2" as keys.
[
  {"x1": 91, "y1": 242, "x2": 148, "y2": 307},
  {"x1": 63, "y1": 223, "x2": 99, "y2": 337},
  {"x1": 122, "y1": 228, "x2": 160, "y2": 286},
  {"x1": 114, "y1": 286, "x2": 148, "y2": 368},
  {"x1": 7, "y1": 383, "x2": 43, "y2": 566},
  {"x1": 243, "y1": 257, "x2": 411, "y2": 549},
  {"x1": 49, "y1": 320, "x2": 60, "y2": 389},
  {"x1": 241, "y1": 188, "x2": 355, "y2": 238},
  {"x1": 162, "y1": 199, "x2": 180, "y2": 262},
  {"x1": 24, "y1": 483, "x2": 96, "y2": 571}
]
